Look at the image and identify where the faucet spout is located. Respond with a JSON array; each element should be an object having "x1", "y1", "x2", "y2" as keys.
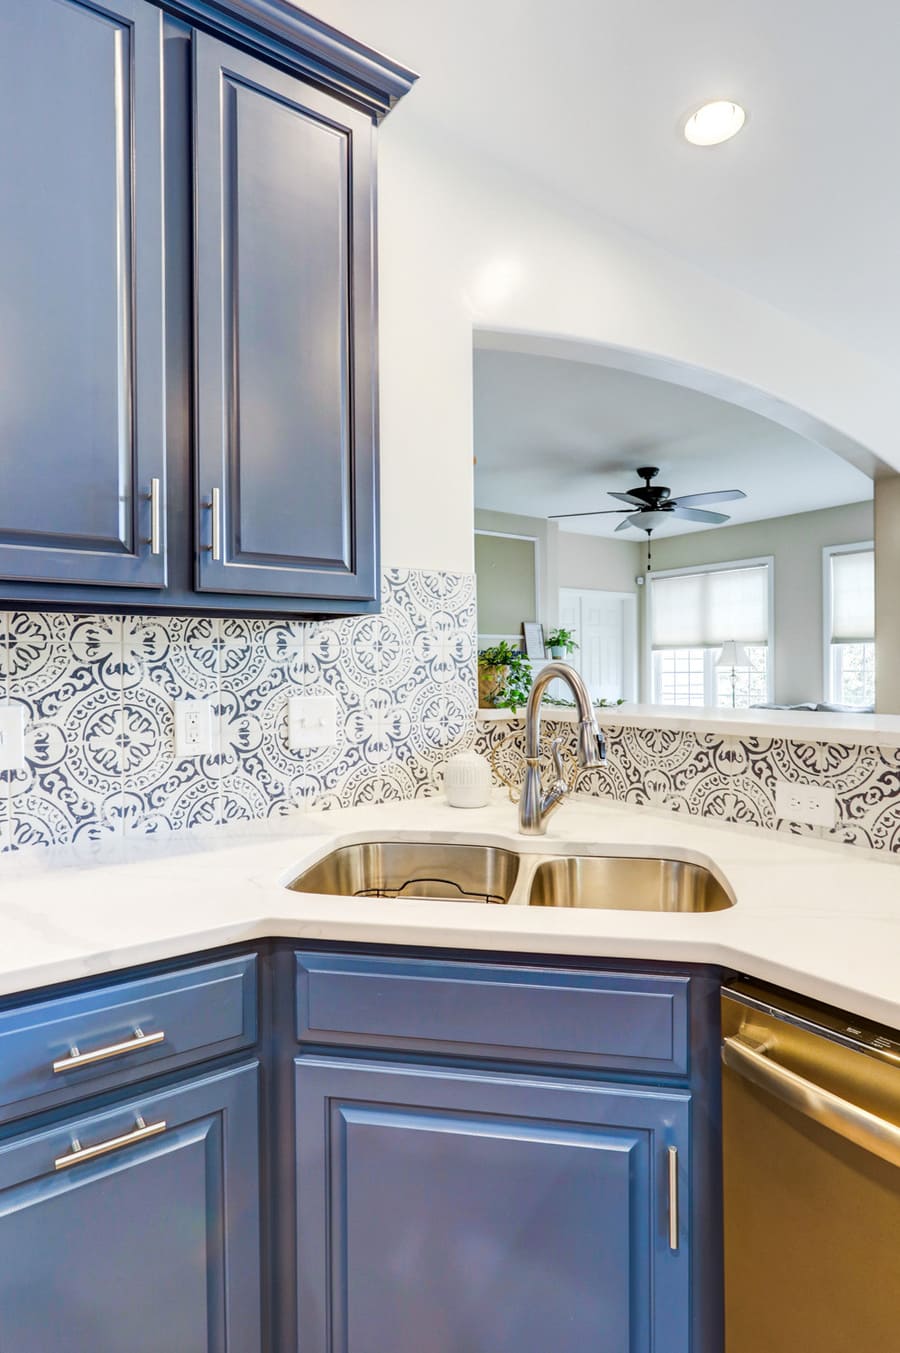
[{"x1": 519, "y1": 661, "x2": 606, "y2": 835}]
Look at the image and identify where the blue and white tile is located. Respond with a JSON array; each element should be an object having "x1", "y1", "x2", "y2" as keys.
[
  {"x1": 117, "y1": 615, "x2": 221, "y2": 835},
  {"x1": 407, "y1": 682, "x2": 476, "y2": 757},
  {"x1": 277, "y1": 674, "x2": 359, "y2": 813},
  {"x1": 0, "y1": 569, "x2": 485, "y2": 853},
  {"x1": 342, "y1": 609, "x2": 418, "y2": 690},
  {"x1": 2, "y1": 611, "x2": 79, "y2": 699},
  {"x1": 217, "y1": 617, "x2": 271, "y2": 694},
  {"x1": 215, "y1": 671, "x2": 291, "y2": 821},
  {"x1": 297, "y1": 620, "x2": 352, "y2": 692},
  {"x1": 67, "y1": 615, "x2": 125, "y2": 689},
  {"x1": 335, "y1": 761, "x2": 425, "y2": 809},
  {"x1": 406, "y1": 567, "x2": 476, "y2": 615},
  {"x1": 0, "y1": 613, "x2": 10, "y2": 849},
  {"x1": 7, "y1": 637, "x2": 124, "y2": 850}
]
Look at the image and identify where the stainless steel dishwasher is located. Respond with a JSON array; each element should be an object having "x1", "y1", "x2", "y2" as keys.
[{"x1": 721, "y1": 980, "x2": 900, "y2": 1353}]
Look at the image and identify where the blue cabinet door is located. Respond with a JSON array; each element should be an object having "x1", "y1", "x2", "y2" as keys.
[
  {"x1": 0, "y1": 1062, "x2": 261, "y2": 1353},
  {"x1": 295, "y1": 1058, "x2": 690, "y2": 1353},
  {"x1": 0, "y1": 0, "x2": 166, "y2": 588},
  {"x1": 193, "y1": 34, "x2": 378, "y2": 604}
]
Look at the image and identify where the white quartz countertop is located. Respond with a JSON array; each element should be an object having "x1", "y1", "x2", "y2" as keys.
[{"x1": 0, "y1": 793, "x2": 898, "y2": 1027}]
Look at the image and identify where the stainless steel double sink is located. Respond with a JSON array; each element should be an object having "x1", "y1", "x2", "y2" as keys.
[{"x1": 287, "y1": 840, "x2": 734, "y2": 913}]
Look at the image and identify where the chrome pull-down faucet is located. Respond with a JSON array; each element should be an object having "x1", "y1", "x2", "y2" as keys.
[{"x1": 518, "y1": 661, "x2": 606, "y2": 835}]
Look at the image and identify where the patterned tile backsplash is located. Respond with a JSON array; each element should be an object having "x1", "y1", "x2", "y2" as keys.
[
  {"x1": 1, "y1": 563, "x2": 897, "y2": 858},
  {"x1": 476, "y1": 716, "x2": 900, "y2": 854},
  {"x1": 0, "y1": 569, "x2": 477, "y2": 852}
]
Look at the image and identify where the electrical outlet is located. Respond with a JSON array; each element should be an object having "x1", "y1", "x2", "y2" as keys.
[
  {"x1": 287, "y1": 695, "x2": 338, "y2": 750},
  {"x1": 774, "y1": 780, "x2": 836, "y2": 828},
  {"x1": 0, "y1": 706, "x2": 26, "y2": 772},
  {"x1": 174, "y1": 699, "x2": 215, "y2": 757}
]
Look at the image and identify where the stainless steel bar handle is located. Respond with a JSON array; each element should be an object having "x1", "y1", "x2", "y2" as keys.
[
  {"x1": 52, "y1": 1027, "x2": 165, "y2": 1074},
  {"x1": 202, "y1": 487, "x2": 221, "y2": 560},
  {"x1": 147, "y1": 477, "x2": 162, "y2": 555},
  {"x1": 54, "y1": 1116, "x2": 167, "y2": 1171},
  {"x1": 723, "y1": 1034, "x2": 900, "y2": 1170},
  {"x1": 667, "y1": 1145, "x2": 679, "y2": 1251}
]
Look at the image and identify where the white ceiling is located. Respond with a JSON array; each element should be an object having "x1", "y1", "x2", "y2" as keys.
[
  {"x1": 474, "y1": 350, "x2": 873, "y2": 537},
  {"x1": 310, "y1": 0, "x2": 900, "y2": 367}
]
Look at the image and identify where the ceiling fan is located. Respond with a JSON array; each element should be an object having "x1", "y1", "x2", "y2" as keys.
[{"x1": 550, "y1": 465, "x2": 747, "y2": 535}]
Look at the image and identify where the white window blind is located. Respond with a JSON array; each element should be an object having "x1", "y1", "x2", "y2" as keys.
[
  {"x1": 829, "y1": 549, "x2": 874, "y2": 643},
  {"x1": 651, "y1": 564, "x2": 769, "y2": 648}
]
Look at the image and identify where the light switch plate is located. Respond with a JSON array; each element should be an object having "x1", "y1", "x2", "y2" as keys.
[
  {"x1": 0, "y1": 706, "x2": 26, "y2": 771},
  {"x1": 774, "y1": 780, "x2": 836, "y2": 828},
  {"x1": 288, "y1": 694, "x2": 338, "y2": 750},
  {"x1": 174, "y1": 699, "x2": 215, "y2": 757}
]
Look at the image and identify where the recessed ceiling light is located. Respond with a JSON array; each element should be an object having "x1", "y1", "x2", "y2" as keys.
[{"x1": 683, "y1": 100, "x2": 746, "y2": 147}]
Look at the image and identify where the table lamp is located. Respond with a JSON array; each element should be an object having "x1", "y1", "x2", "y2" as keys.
[{"x1": 717, "y1": 640, "x2": 751, "y2": 707}]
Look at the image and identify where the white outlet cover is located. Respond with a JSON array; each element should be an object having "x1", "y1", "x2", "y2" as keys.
[
  {"x1": 288, "y1": 694, "x2": 338, "y2": 750},
  {"x1": 0, "y1": 705, "x2": 26, "y2": 772},
  {"x1": 174, "y1": 699, "x2": 215, "y2": 758},
  {"x1": 774, "y1": 780, "x2": 836, "y2": 828}
]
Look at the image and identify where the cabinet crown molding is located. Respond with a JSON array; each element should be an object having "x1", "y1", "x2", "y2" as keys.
[{"x1": 160, "y1": 0, "x2": 418, "y2": 117}]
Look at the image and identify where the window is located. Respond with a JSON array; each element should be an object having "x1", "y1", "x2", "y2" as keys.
[
  {"x1": 650, "y1": 561, "x2": 772, "y2": 708},
  {"x1": 654, "y1": 647, "x2": 706, "y2": 706},
  {"x1": 824, "y1": 544, "x2": 874, "y2": 707}
]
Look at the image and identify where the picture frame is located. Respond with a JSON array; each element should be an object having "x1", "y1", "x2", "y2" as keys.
[{"x1": 522, "y1": 621, "x2": 546, "y2": 661}]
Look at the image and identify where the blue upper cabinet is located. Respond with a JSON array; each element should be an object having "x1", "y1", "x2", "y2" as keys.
[
  {"x1": 294, "y1": 1058, "x2": 691, "y2": 1353},
  {"x1": 0, "y1": 1, "x2": 415, "y2": 616},
  {"x1": 0, "y1": 0, "x2": 167, "y2": 589},
  {"x1": 193, "y1": 35, "x2": 378, "y2": 604}
]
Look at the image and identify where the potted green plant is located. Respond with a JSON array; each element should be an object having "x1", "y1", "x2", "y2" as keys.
[
  {"x1": 477, "y1": 642, "x2": 533, "y2": 711},
  {"x1": 546, "y1": 627, "x2": 579, "y2": 660}
]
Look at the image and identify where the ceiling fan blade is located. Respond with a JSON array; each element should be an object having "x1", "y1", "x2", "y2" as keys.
[
  {"x1": 614, "y1": 515, "x2": 643, "y2": 532},
  {"x1": 608, "y1": 490, "x2": 651, "y2": 506},
  {"x1": 668, "y1": 490, "x2": 746, "y2": 508},
  {"x1": 548, "y1": 509, "x2": 632, "y2": 519},
  {"x1": 669, "y1": 506, "x2": 730, "y2": 524}
]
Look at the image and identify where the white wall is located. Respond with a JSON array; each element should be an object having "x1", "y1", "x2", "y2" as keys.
[
  {"x1": 303, "y1": 3, "x2": 897, "y2": 580},
  {"x1": 558, "y1": 532, "x2": 642, "y2": 595},
  {"x1": 875, "y1": 476, "x2": 900, "y2": 714},
  {"x1": 474, "y1": 510, "x2": 642, "y2": 647},
  {"x1": 648, "y1": 501, "x2": 873, "y2": 705},
  {"x1": 474, "y1": 509, "x2": 558, "y2": 638},
  {"x1": 372, "y1": 118, "x2": 896, "y2": 575},
  {"x1": 473, "y1": 531, "x2": 537, "y2": 638}
]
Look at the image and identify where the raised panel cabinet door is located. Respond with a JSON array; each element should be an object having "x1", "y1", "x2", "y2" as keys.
[
  {"x1": 0, "y1": 1062, "x2": 262, "y2": 1353},
  {"x1": 193, "y1": 34, "x2": 378, "y2": 602},
  {"x1": 295, "y1": 1059, "x2": 691, "y2": 1353},
  {"x1": 0, "y1": 0, "x2": 166, "y2": 587}
]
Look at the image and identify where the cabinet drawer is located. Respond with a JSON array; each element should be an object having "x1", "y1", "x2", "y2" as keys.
[
  {"x1": 0, "y1": 955, "x2": 257, "y2": 1122},
  {"x1": 295, "y1": 952, "x2": 689, "y2": 1075}
]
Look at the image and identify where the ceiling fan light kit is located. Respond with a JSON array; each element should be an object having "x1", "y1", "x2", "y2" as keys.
[{"x1": 549, "y1": 466, "x2": 747, "y2": 572}]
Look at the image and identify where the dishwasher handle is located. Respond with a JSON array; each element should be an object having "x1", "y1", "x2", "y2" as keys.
[{"x1": 722, "y1": 1034, "x2": 900, "y2": 1171}]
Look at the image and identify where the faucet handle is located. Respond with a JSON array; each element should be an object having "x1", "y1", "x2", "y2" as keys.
[{"x1": 549, "y1": 737, "x2": 567, "y2": 786}]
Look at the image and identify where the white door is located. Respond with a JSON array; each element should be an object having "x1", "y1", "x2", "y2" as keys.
[{"x1": 557, "y1": 588, "x2": 637, "y2": 702}]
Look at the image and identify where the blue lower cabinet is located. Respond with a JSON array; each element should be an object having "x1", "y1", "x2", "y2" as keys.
[
  {"x1": 295, "y1": 1057, "x2": 691, "y2": 1353},
  {"x1": 0, "y1": 1061, "x2": 262, "y2": 1353}
]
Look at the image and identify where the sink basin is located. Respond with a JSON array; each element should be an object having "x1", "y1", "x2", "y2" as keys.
[
  {"x1": 288, "y1": 841, "x2": 520, "y2": 904},
  {"x1": 527, "y1": 855, "x2": 733, "y2": 912},
  {"x1": 287, "y1": 839, "x2": 733, "y2": 912}
]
